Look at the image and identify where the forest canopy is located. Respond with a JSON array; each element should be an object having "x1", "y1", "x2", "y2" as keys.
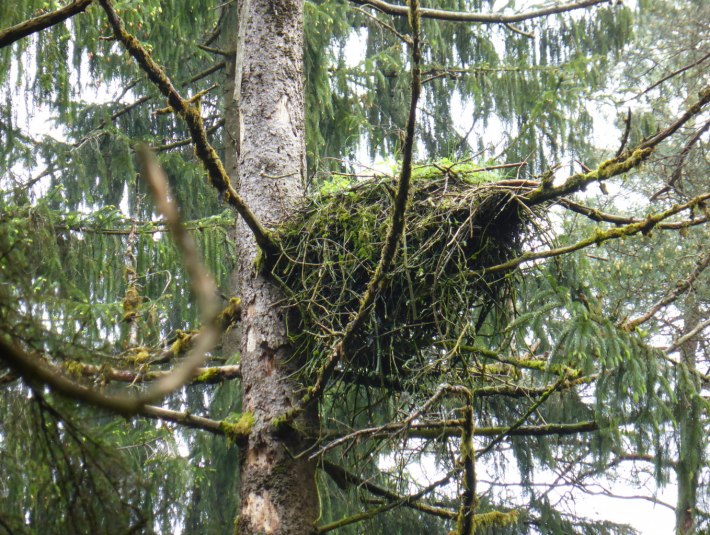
[{"x1": 0, "y1": 1, "x2": 708, "y2": 534}]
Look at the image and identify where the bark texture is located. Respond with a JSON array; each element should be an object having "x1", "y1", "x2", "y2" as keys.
[{"x1": 233, "y1": 1, "x2": 317, "y2": 533}]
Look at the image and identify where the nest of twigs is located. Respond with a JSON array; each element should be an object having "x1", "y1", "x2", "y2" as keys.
[{"x1": 272, "y1": 163, "x2": 534, "y2": 379}]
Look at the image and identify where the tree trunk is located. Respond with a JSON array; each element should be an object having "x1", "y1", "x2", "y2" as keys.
[
  {"x1": 675, "y1": 293, "x2": 702, "y2": 535},
  {"x1": 232, "y1": 1, "x2": 318, "y2": 533}
]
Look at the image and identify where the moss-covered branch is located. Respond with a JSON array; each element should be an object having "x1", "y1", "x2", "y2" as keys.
[
  {"x1": 480, "y1": 193, "x2": 710, "y2": 275},
  {"x1": 348, "y1": 0, "x2": 606, "y2": 24},
  {"x1": 65, "y1": 362, "x2": 241, "y2": 385},
  {"x1": 0, "y1": 0, "x2": 93, "y2": 49},
  {"x1": 446, "y1": 343, "x2": 581, "y2": 377},
  {"x1": 525, "y1": 86, "x2": 710, "y2": 205},
  {"x1": 474, "y1": 374, "x2": 595, "y2": 398},
  {"x1": 457, "y1": 401, "x2": 476, "y2": 535},
  {"x1": 140, "y1": 404, "x2": 224, "y2": 434},
  {"x1": 558, "y1": 198, "x2": 708, "y2": 230},
  {"x1": 97, "y1": 0, "x2": 279, "y2": 258},
  {"x1": 118, "y1": 297, "x2": 240, "y2": 366}
]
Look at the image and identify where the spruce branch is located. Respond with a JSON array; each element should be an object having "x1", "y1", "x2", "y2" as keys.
[
  {"x1": 0, "y1": 148, "x2": 221, "y2": 415},
  {"x1": 97, "y1": 0, "x2": 279, "y2": 258},
  {"x1": 478, "y1": 193, "x2": 710, "y2": 275},
  {"x1": 348, "y1": 0, "x2": 608, "y2": 24}
]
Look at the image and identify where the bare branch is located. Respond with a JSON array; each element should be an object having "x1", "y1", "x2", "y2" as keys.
[
  {"x1": 639, "y1": 87, "x2": 710, "y2": 150},
  {"x1": 639, "y1": 52, "x2": 710, "y2": 97},
  {"x1": 196, "y1": 43, "x2": 234, "y2": 57},
  {"x1": 154, "y1": 119, "x2": 224, "y2": 152},
  {"x1": 651, "y1": 119, "x2": 710, "y2": 199},
  {"x1": 666, "y1": 318, "x2": 710, "y2": 354}
]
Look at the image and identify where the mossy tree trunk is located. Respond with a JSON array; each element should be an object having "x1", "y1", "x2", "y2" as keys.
[{"x1": 232, "y1": 1, "x2": 318, "y2": 533}]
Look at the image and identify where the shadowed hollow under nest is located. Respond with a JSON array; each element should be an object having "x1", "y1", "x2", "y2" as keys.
[{"x1": 271, "y1": 163, "x2": 538, "y2": 379}]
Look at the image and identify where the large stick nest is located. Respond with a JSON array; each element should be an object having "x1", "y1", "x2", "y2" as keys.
[{"x1": 272, "y1": 163, "x2": 537, "y2": 379}]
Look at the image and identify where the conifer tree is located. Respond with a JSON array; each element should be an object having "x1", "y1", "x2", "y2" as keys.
[{"x1": 0, "y1": 1, "x2": 708, "y2": 534}]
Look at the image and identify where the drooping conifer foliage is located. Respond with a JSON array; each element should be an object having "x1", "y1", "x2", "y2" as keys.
[{"x1": 0, "y1": 1, "x2": 708, "y2": 534}]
